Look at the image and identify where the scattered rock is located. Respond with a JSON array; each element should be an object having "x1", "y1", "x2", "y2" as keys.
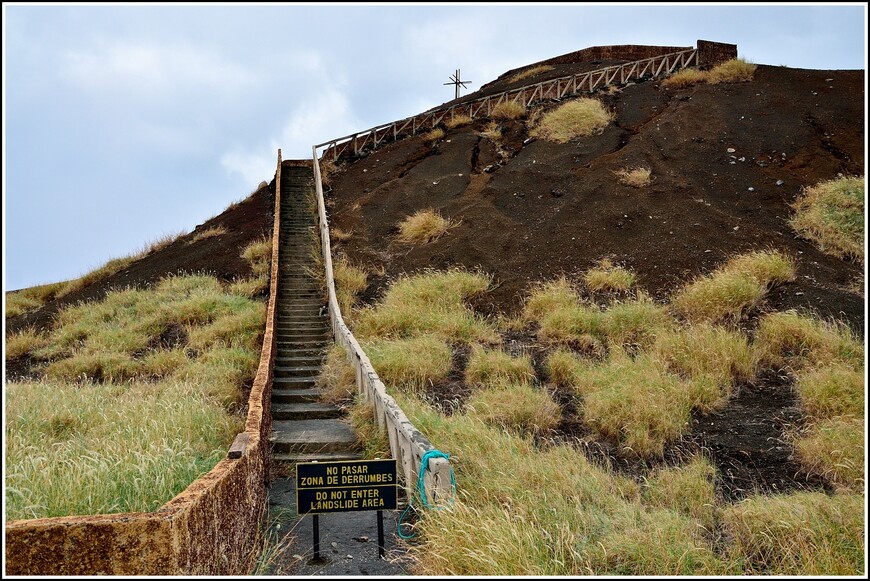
[
  {"x1": 738, "y1": 157, "x2": 745, "y2": 162},
  {"x1": 748, "y1": 187, "x2": 755, "y2": 192},
  {"x1": 727, "y1": 147, "x2": 736, "y2": 153},
  {"x1": 550, "y1": 188, "x2": 565, "y2": 198},
  {"x1": 776, "y1": 180, "x2": 784, "y2": 186},
  {"x1": 354, "y1": 536, "x2": 369, "y2": 543}
]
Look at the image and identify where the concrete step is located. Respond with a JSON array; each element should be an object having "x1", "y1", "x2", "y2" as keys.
[
  {"x1": 272, "y1": 451, "x2": 364, "y2": 466},
  {"x1": 272, "y1": 402, "x2": 342, "y2": 421},
  {"x1": 273, "y1": 376, "x2": 318, "y2": 388},
  {"x1": 274, "y1": 365, "x2": 321, "y2": 377},
  {"x1": 269, "y1": 419, "x2": 358, "y2": 454},
  {"x1": 276, "y1": 349, "x2": 328, "y2": 359},
  {"x1": 272, "y1": 388, "x2": 322, "y2": 404},
  {"x1": 275, "y1": 356, "x2": 324, "y2": 367}
]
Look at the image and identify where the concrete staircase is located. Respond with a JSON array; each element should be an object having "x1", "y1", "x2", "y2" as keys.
[{"x1": 270, "y1": 164, "x2": 361, "y2": 468}]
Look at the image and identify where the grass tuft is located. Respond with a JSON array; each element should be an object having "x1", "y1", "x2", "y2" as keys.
[
  {"x1": 424, "y1": 127, "x2": 445, "y2": 143},
  {"x1": 363, "y1": 336, "x2": 452, "y2": 392},
  {"x1": 523, "y1": 277, "x2": 580, "y2": 320},
  {"x1": 397, "y1": 209, "x2": 455, "y2": 244},
  {"x1": 333, "y1": 255, "x2": 368, "y2": 316},
  {"x1": 491, "y1": 101, "x2": 526, "y2": 120},
  {"x1": 721, "y1": 491, "x2": 864, "y2": 575},
  {"x1": 445, "y1": 114, "x2": 473, "y2": 129},
  {"x1": 6, "y1": 328, "x2": 50, "y2": 359},
  {"x1": 793, "y1": 417, "x2": 864, "y2": 492},
  {"x1": 189, "y1": 225, "x2": 228, "y2": 244},
  {"x1": 241, "y1": 236, "x2": 272, "y2": 276},
  {"x1": 755, "y1": 310, "x2": 862, "y2": 371},
  {"x1": 331, "y1": 227, "x2": 354, "y2": 241},
  {"x1": 642, "y1": 456, "x2": 718, "y2": 532},
  {"x1": 707, "y1": 58, "x2": 757, "y2": 84},
  {"x1": 672, "y1": 250, "x2": 795, "y2": 322},
  {"x1": 349, "y1": 397, "x2": 392, "y2": 459},
  {"x1": 529, "y1": 98, "x2": 612, "y2": 143},
  {"x1": 584, "y1": 259, "x2": 636, "y2": 292},
  {"x1": 662, "y1": 68, "x2": 709, "y2": 88},
  {"x1": 465, "y1": 382, "x2": 560, "y2": 436},
  {"x1": 614, "y1": 166, "x2": 652, "y2": 188},
  {"x1": 465, "y1": 347, "x2": 534, "y2": 386},
  {"x1": 479, "y1": 121, "x2": 503, "y2": 141},
  {"x1": 509, "y1": 65, "x2": 554, "y2": 83},
  {"x1": 599, "y1": 295, "x2": 672, "y2": 349},
  {"x1": 790, "y1": 176, "x2": 864, "y2": 261},
  {"x1": 317, "y1": 345, "x2": 357, "y2": 405},
  {"x1": 354, "y1": 269, "x2": 496, "y2": 343}
]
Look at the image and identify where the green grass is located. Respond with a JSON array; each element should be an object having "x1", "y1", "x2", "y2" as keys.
[
  {"x1": 242, "y1": 236, "x2": 272, "y2": 276},
  {"x1": 465, "y1": 347, "x2": 534, "y2": 386},
  {"x1": 362, "y1": 336, "x2": 452, "y2": 391},
  {"x1": 583, "y1": 259, "x2": 636, "y2": 292},
  {"x1": 397, "y1": 209, "x2": 455, "y2": 244},
  {"x1": 354, "y1": 269, "x2": 497, "y2": 343},
  {"x1": 5, "y1": 379, "x2": 241, "y2": 520},
  {"x1": 721, "y1": 491, "x2": 864, "y2": 575},
  {"x1": 790, "y1": 176, "x2": 864, "y2": 261},
  {"x1": 529, "y1": 98, "x2": 612, "y2": 143},
  {"x1": 5, "y1": 272, "x2": 266, "y2": 520},
  {"x1": 672, "y1": 250, "x2": 795, "y2": 322},
  {"x1": 465, "y1": 381, "x2": 560, "y2": 436}
]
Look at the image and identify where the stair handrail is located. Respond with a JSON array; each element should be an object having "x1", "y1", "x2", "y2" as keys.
[{"x1": 310, "y1": 149, "x2": 454, "y2": 506}]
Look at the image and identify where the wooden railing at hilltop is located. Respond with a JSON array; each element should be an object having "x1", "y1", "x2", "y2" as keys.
[{"x1": 316, "y1": 47, "x2": 698, "y2": 160}]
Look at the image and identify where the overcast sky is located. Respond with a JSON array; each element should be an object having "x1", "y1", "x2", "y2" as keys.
[{"x1": 3, "y1": 2, "x2": 867, "y2": 291}]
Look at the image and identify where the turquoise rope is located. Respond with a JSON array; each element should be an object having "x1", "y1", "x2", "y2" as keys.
[{"x1": 397, "y1": 449, "x2": 456, "y2": 539}]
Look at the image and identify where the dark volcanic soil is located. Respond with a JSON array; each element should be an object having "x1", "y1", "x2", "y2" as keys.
[
  {"x1": 5, "y1": 182, "x2": 275, "y2": 336},
  {"x1": 325, "y1": 63, "x2": 865, "y2": 498}
]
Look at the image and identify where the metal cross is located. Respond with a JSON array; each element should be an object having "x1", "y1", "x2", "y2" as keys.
[{"x1": 444, "y1": 69, "x2": 472, "y2": 99}]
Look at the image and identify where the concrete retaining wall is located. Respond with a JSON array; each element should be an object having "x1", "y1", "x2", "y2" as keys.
[{"x1": 4, "y1": 151, "x2": 284, "y2": 575}]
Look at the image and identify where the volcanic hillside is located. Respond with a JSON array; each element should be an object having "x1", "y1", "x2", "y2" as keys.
[
  {"x1": 6, "y1": 183, "x2": 275, "y2": 340},
  {"x1": 324, "y1": 63, "x2": 865, "y2": 335}
]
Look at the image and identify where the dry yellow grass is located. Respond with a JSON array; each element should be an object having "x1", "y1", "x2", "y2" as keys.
[
  {"x1": 491, "y1": 101, "x2": 526, "y2": 120},
  {"x1": 523, "y1": 277, "x2": 580, "y2": 321},
  {"x1": 584, "y1": 259, "x2": 636, "y2": 292},
  {"x1": 790, "y1": 176, "x2": 864, "y2": 262},
  {"x1": 362, "y1": 336, "x2": 452, "y2": 391},
  {"x1": 397, "y1": 209, "x2": 455, "y2": 244},
  {"x1": 707, "y1": 58, "x2": 757, "y2": 84},
  {"x1": 333, "y1": 255, "x2": 368, "y2": 316},
  {"x1": 465, "y1": 347, "x2": 534, "y2": 386},
  {"x1": 189, "y1": 225, "x2": 228, "y2": 244},
  {"x1": 529, "y1": 98, "x2": 612, "y2": 143},
  {"x1": 331, "y1": 227, "x2": 353, "y2": 241},
  {"x1": 721, "y1": 491, "x2": 864, "y2": 575},
  {"x1": 614, "y1": 166, "x2": 652, "y2": 188},
  {"x1": 317, "y1": 345, "x2": 357, "y2": 405},
  {"x1": 479, "y1": 120, "x2": 503, "y2": 141},
  {"x1": 6, "y1": 328, "x2": 50, "y2": 359},
  {"x1": 672, "y1": 250, "x2": 795, "y2": 322},
  {"x1": 445, "y1": 114, "x2": 473, "y2": 129},
  {"x1": 755, "y1": 310, "x2": 862, "y2": 371},
  {"x1": 465, "y1": 382, "x2": 560, "y2": 436},
  {"x1": 794, "y1": 417, "x2": 864, "y2": 491},
  {"x1": 662, "y1": 68, "x2": 709, "y2": 88},
  {"x1": 509, "y1": 65, "x2": 555, "y2": 83},
  {"x1": 642, "y1": 456, "x2": 718, "y2": 532},
  {"x1": 424, "y1": 127, "x2": 445, "y2": 142}
]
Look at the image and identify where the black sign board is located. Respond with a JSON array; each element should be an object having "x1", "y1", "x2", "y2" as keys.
[{"x1": 296, "y1": 459, "x2": 398, "y2": 515}]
